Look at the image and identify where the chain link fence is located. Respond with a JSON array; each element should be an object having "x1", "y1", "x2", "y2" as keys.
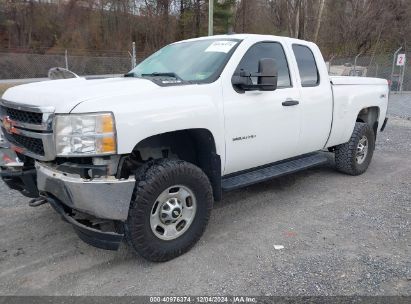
[
  {"x1": 327, "y1": 51, "x2": 411, "y2": 92},
  {"x1": 1, "y1": 47, "x2": 410, "y2": 93},
  {"x1": 0, "y1": 48, "x2": 151, "y2": 80}
]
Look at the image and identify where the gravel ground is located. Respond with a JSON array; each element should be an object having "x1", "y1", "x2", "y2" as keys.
[
  {"x1": 388, "y1": 93, "x2": 411, "y2": 119},
  {"x1": 0, "y1": 115, "x2": 410, "y2": 296}
]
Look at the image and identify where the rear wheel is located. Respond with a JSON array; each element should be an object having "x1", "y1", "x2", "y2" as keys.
[
  {"x1": 334, "y1": 122, "x2": 375, "y2": 175},
  {"x1": 124, "y1": 159, "x2": 213, "y2": 262}
]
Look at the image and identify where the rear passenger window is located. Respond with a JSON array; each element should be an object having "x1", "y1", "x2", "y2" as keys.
[
  {"x1": 292, "y1": 44, "x2": 319, "y2": 87},
  {"x1": 235, "y1": 42, "x2": 291, "y2": 88}
]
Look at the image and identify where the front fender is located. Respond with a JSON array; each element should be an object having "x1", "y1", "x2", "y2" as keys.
[{"x1": 72, "y1": 81, "x2": 225, "y2": 160}]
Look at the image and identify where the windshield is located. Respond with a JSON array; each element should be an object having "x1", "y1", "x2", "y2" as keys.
[{"x1": 127, "y1": 39, "x2": 241, "y2": 83}]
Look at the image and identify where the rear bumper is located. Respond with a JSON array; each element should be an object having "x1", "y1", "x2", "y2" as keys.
[
  {"x1": 45, "y1": 195, "x2": 124, "y2": 250},
  {"x1": 36, "y1": 161, "x2": 135, "y2": 221}
]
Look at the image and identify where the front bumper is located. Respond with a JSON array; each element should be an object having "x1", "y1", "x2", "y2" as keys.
[
  {"x1": 0, "y1": 147, "x2": 39, "y2": 198},
  {"x1": 0, "y1": 149, "x2": 132, "y2": 250},
  {"x1": 45, "y1": 195, "x2": 124, "y2": 250},
  {"x1": 36, "y1": 161, "x2": 135, "y2": 221}
]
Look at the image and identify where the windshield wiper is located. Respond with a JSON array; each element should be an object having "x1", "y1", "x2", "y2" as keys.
[
  {"x1": 141, "y1": 72, "x2": 183, "y2": 81},
  {"x1": 125, "y1": 71, "x2": 190, "y2": 84}
]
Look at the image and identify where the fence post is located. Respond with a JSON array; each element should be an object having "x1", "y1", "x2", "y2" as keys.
[
  {"x1": 328, "y1": 55, "x2": 335, "y2": 74},
  {"x1": 400, "y1": 59, "x2": 407, "y2": 94},
  {"x1": 65, "y1": 49, "x2": 69, "y2": 70},
  {"x1": 390, "y1": 47, "x2": 402, "y2": 93},
  {"x1": 353, "y1": 52, "x2": 363, "y2": 76},
  {"x1": 375, "y1": 63, "x2": 380, "y2": 77}
]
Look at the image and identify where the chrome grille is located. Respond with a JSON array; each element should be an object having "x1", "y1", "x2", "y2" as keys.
[
  {"x1": 2, "y1": 129, "x2": 45, "y2": 156},
  {"x1": 0, "y1": 99, "x2": 55, "y2": 161},
  {"x1": 1, "y1": 106, "x2": 43, "y2": 125}
]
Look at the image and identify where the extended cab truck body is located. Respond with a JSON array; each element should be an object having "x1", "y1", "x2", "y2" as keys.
[{"x1": 0, "y1": 34, "x2": 388, "y2": 261}]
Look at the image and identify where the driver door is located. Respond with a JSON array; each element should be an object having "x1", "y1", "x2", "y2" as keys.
[{"x1": 223, "y1": 41, "x2": 302, "y2": 175}]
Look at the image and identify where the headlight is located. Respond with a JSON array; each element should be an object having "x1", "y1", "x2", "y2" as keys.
[{"x1": 55, "y1": 113, "x2": 116, "y2": 156}]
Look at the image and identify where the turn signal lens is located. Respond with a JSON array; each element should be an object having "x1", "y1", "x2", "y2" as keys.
[
  {"x1": 100, "y1": 114, "x2": 115, "y2": 133},
  {"x1": 99, "y1": 137, "x2": 116, "y2": 153}
]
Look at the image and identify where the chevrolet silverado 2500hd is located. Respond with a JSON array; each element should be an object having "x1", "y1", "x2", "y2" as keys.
[{"x1": 0, "y1": 34, "x2": 389, "y2": 262}]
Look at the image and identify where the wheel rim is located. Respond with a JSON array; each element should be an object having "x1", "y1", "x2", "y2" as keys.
[
  {"x1": 150, "y1": 185, "x2": 197, "y2": 241},
  {"x1": 356, "y1": 135, "x2": 369, "y2": 165}
]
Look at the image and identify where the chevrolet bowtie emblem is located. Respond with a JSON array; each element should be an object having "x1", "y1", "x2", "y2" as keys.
[{"x1": 3, "y1": 116, "x2": 13, "y2": 134}]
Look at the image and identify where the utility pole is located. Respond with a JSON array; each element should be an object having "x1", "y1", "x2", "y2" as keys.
[
  {"x1": 242, "y1": 0, "x2": 246, "y2": 32},
  {"x1": 208, "y1": 0, "x2": 214, "y2": 36},
  {"x1": 65, "y1": 49, "x2": 68, "y2": 70},
  {"x1": 131, "y1": 42, "x2": 137, "y2": 69}
]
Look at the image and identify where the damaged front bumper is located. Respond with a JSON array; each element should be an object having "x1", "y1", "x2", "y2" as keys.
[
  {"x1": 36, "y1": 161, "x2": 135, "y2": 221},
  {"x1": 0, "y1": 146, "x2": 136, "y2": 250},
  {"x1": 0, "y1": 146, "x2": 39, "y2": 198},
  {"x1": 45, "y1": 194, "x2": 125, "y2": 250},
  {"x1": 34, "y1": 161, "x2": 136, "y2": 250}
]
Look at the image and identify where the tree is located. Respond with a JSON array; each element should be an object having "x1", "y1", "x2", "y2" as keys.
[
  {"x1": 214, "y1": 0, "x2": 235, "y2": 34},
  {"x1": 0, "y1": 0, "x2": 409, "y2": 57}
]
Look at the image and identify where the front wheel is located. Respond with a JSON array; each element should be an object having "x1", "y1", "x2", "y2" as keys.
[
  {"x1": 334, "y1": 122, "x2": 375, "y2": 175},
  {"x1": 124, "y1": 159, "x2": 213, "y2": 262}
]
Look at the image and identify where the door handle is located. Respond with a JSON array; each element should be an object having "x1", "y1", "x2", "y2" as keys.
[{"x1": 282, "y1": 100, "x2": 299, "y2": 106}]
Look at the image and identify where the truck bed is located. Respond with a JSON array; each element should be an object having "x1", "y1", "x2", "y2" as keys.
[
  {"x1": 330, "y1": 76, "x2": 388, "y2": 86},
  {"x1": 326, "y1": 76, "x2": 389, "y2": 148}
]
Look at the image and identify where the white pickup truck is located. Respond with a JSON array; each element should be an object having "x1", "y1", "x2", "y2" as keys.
[{"x1": 0, "y1": 34, "x2": 388, "y2": 262}]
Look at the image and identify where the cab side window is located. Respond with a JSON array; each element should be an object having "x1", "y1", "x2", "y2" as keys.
[
  {"x1": 292, "y1": 44, "x2": 320, "y2": 87},
  {"x1": 235, "y1": 42, "x2": 292, "y2": 88}
]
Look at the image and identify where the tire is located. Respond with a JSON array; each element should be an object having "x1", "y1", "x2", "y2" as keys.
[
  {"x1": 124, "y1": 159, "x2": 213, "y2": 262},
  {"x1": 334, "y1": 122, "x2": 375, "y2": 176}
]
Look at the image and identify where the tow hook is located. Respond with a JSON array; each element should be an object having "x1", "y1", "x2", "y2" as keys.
[{"x1": 28, "y1": 197, "x2": 48, "y2": 207}]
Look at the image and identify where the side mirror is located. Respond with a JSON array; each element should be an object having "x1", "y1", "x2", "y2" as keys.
[
  {"x1": 257, "y1": 58, "x2": 278, "y2": 91},
  {"x1": 48, "y1": 67, "x2": 80, "y2": 80},
  {"x1": 232, "y1": 58, "x2": 278, "y2": 92}
]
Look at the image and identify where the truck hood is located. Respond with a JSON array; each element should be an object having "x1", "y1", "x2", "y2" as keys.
[{"x1": 2, "y1": 77, "x2": 159, "y2": 113}]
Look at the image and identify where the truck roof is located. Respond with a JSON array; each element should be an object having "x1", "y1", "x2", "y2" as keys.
[{"x1": 176, "y1": 34, "x2": 315, "y2": 47}]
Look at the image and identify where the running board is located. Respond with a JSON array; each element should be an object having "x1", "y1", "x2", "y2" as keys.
[{"x1": 221, "y1": 153, "x2": 329, "y2": 191}]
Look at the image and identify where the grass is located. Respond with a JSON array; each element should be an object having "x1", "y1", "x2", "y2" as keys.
[{"x1": 0, "y1": 83, "x2": 19, "y2": 96}]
